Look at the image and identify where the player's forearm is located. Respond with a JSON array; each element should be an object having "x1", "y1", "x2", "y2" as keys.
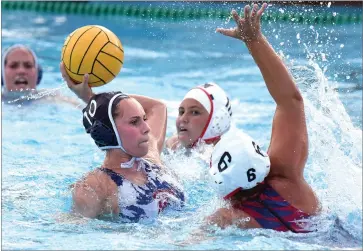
[{"x1": 246, "y1": 35, "x2": 303, "y2": 105}]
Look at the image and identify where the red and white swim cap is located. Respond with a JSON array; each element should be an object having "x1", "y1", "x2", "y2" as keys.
[{"x1": 182, "y1": 82, "x2": 232, "y2": 145}]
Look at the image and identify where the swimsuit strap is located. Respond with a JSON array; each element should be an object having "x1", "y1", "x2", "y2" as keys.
[{"x1": 99, "y1": 167, "x2": 124, "y2": 186}]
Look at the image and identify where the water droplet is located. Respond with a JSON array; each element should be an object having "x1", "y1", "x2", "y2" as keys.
[
  {"x1": 340, "y1": 44, "x2": 344, "y2": 48},
  {"x1": 321, "y1": 53, "x2": 327, "y2": 61},
  {"x1": 279, "y1": 8, "x2": 284, "y2": 14},
  {"x1": 327, "y1": 2, "x2": 331, "y2": 7},
  {"x1": 346, "y1": 76, "x2": 350, "y2": 80},
  {"x1": 296, "y1": 33, "x2": 300, "y2": 39},
  {"x1": 224, "y1": 14, "x2": 232, "y2": 24},
  {"x1": 333, "y1": 12, "x2": 337, "y2": 17}
]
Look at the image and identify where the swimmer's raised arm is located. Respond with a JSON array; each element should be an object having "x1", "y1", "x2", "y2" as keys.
[
  {"x1": 131, "y1": 94, "x2": 167, "y2": 156},
  {"x1": 216, "y1": 3, "x2": 307, "y2": 179}
]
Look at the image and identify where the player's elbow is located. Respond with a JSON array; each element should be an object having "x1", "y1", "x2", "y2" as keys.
[{"x1": 293, "y1": 90, "x2": 304, "y2": 103}]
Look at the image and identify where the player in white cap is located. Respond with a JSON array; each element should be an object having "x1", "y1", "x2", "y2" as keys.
[
  {"x1": 209, "y1": 128, "x2": 271, "y2": 199},
  {"x1": 204, "y1": 3, "x2": 320, "y2": 233},
  {"x1": 165, "y1": 82, "x2": 233, "y2": 150}
]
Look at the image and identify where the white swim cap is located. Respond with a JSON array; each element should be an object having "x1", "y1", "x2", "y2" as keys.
[
  {"x1": 182, "y1": 82, "x2": 232, "y2": 144},
  {"x1": 209, "y1": 127, "x2": 270, "y2": 199}
]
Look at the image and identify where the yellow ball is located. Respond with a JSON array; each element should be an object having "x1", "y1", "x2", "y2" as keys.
[{"x1": 61, "y1": 25, "x2": 124, "y2": 87}]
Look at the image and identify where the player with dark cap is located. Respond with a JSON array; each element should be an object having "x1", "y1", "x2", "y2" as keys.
[{"x1": 61, "y1": 66, "x2": 185, "y2": 221}]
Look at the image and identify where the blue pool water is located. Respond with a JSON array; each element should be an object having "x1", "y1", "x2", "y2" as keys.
[{"x1": 2, "y1": 3, "x2": 362, "y2": 250}]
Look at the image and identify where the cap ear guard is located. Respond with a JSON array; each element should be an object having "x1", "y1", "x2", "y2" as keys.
[
  {"x1": 209, "y1": 128, "x2": 271, "y2": 199},
  {"x1": 200, "y1": 83, "x2": 232, "y2": 141},
  {"x1": 209, "y1": 152, "x2": 240, "y2": 197},
  {"x1": 36, "y1": 64, "x2": 43, "y2": 85},
  {"x1": 202, "y1": 101, "x2": 232, "y2": 140},
  {"x1": 82, "y1": 92, "x2": 129, "y2": 150},
  {"x1": 86, "y1": 120, "x2": 119, "y2": 148}
]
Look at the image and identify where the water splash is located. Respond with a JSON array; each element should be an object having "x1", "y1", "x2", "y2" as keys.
[
  {"x1": 290, "y1": 52, "x2": 362, "y2": 243},
  {"x1": 3, "y1": 85, "x2": 68, "y2": 104}
]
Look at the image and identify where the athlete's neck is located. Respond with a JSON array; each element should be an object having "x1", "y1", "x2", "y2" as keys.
[{"x1": 102, "y1": 149, "x2": 138, "y2": 171}]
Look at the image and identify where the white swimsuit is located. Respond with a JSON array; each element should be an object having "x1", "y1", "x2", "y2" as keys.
[{"x1": 100, "y1": 159, "x2": 185, "y2": 222}]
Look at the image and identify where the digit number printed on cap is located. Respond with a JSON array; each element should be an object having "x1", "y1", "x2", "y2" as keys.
[
  {"x1": 84, "y1": 100, "x2": 97, "y2": 125},
  {"x1": 247, "y1": 168, "x2": 256, "y2": 182},
  {"x1": 218, "y1": 151, "x2": 232, "y2": 172}
]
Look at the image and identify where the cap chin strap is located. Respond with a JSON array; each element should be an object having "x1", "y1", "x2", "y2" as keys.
[
  {"x1": 204, "y1": 136, "x2": 221, "y2": 145},
  {"x1": 107, "y1": 93, "x2": 142, "y2": 170},
  {"x1": 120, "y1": 157, "x2": 142, "y2": 169},
  {"x1": 191, "y1": 136, "x2": 221, "y2": 148}
]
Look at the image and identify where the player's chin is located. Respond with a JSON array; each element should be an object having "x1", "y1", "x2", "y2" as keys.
[
  {"x1": 178, "y1": 135, "x2": 195, "y2": 147},
  {"x1": 136, "y1": 142, "x2": 149, "y2": 157}
]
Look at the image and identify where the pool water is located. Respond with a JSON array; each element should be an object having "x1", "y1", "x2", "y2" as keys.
[{"x1": 2, "y1": 3, "x2": 362, "y2": 250}]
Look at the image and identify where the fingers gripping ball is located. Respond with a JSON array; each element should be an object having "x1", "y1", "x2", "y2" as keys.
[{"x1": 61, "y1": 25, "x2": 124, "y2": 87}]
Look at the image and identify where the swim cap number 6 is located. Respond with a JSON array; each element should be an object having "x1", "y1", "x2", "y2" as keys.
[{"x1": 209, "y1": 129, "x2": 271, "y2": 198}]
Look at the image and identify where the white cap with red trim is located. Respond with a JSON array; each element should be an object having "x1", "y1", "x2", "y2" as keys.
[
  {"x1": 182, "y1": 82, "x2": 232, "y2": 143},
  {"x1": 209, "y1": 127, "x2": 270, "y2": 199}
]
